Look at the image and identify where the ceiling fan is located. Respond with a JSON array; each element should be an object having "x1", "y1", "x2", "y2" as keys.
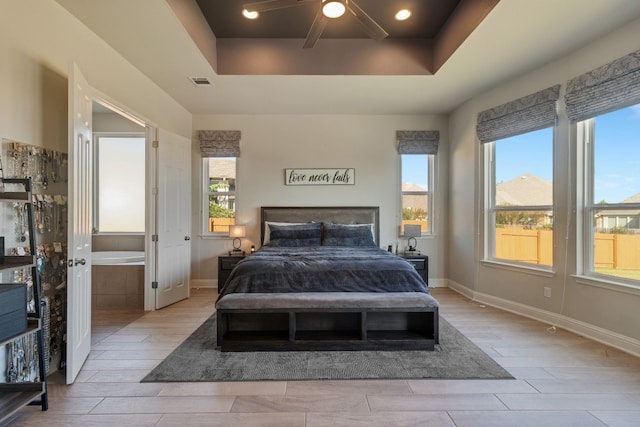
[{"x1": 243, "y1": 0, "x2": 389, "y2": 49}]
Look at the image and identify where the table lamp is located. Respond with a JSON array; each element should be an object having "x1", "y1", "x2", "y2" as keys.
[
  {"x1": 229, "y1": 224, "x2": 246, "y2": 255},
  {"x1": 404, "y1": 224, "x2": 421, "y2": 253}
]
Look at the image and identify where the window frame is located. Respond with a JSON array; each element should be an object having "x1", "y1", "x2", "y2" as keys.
[
  {"x1": 92, "y1": 132, "x2": 146, "y2": 234},
  {"x1": 483, "y1": 128, "x2": 555, "y2": 271},
  {"x1": 201, "y1": 157, "x2": 238, "y2": 237},
  {"x1": 400, "y1": 153, "x2": 436, "y2": 236},
  {"x1": 578, "y1": 117, "x2": 640, "y2": 289}
]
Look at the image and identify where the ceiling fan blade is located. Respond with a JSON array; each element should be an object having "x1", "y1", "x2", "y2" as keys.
[
  {"x1": 243, "y1": 0, "x2": 314, "y2": 13},
  {"x1": 347, "y1": 0, "x2": 389, "y2": 41},
  {"x1": 303, "y1": 10, "x2": 328, "y2": 49}
]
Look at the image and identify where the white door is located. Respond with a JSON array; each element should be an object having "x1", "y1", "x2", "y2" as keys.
[
  {"x1": 154, "y1": 129, "x2": 191, "y2": 309},
  {"x1": 66, "y1": 63, "x2": 93, "y2": 384}
]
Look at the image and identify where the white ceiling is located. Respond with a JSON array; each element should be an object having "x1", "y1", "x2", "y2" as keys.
[{"x1": 57, "y1": 0, "x2": 640, "y2": 115}]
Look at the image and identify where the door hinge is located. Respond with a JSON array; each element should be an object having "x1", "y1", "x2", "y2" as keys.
[
  {"x1": 152, "y1": 281, "x2": 158, "y2": 289},
  {"x1": 152, "y1": 234, "x2": 158, "y2": 242},
  {"x1": 152, "y1": 140, "x2": 159, "y2": 148}
]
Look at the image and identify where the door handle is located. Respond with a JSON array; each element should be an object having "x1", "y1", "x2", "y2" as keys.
[
  {"x1": 74, "y1": 258, "x2": 86, "y2": 266},
  {"x1": 184, "y1": 236, "x2": 191, "y2": 241}
]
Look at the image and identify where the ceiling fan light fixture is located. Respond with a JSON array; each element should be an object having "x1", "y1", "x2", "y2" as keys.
[
  {"x1": 395, "y1": 9, "x2": 411, "y2": 21},
  {"x1": 322, "y1": 0, "x2": 346, "y2": 19},
  {"x1": 242, "y1": 8, "x2": 259, "y2": 19}
]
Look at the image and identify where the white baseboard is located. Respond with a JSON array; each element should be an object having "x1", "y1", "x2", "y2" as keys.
[
  {"x1": 190, "y1": 279, "x2": 216, "y2": 289},
  {"x1": 446, "y1": 280, "x2": 640, "y2": 358},
  {"x1": 428, "y1": 278, "x2": 447, "y2": 288}
]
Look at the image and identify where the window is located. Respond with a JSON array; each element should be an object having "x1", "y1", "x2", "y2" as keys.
[
  {"x1": 485, "y1": 128, "x2": 554, "y2": 267},
  {"x1": 203, "y1": 157, "x2": 236, "y2": 234},
  {"x1": 396, "y1": 130, "x2": 439, "y2": 236},
  {"x1": 580, "y1": 103, "x2": 640, "y2": 283},
  {"x1": 94, "y1": 134, "x2": 145, "y2": 233},
  {"x1": 478, "y1": 85, "x2": 559, "y2": 268},
  {"x1": 401, "y1": 154, "x2": 433, "y2": 234}
]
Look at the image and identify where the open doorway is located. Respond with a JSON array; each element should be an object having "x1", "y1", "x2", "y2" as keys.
[{"x1": 90, "y1": 101, "x2": 146, "y2": 333}]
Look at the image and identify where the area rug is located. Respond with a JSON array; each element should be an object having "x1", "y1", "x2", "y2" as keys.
[{"x1": 142, "y1": 315, "x2": 512, "y2": 382}]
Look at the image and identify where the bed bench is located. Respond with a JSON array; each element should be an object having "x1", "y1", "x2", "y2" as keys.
[{"x1": 216, "y1": 292, "x2": 439, "y2": 351}]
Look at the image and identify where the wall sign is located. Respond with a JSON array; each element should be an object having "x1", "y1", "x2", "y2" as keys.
[{"x1": 285, "y1": 168, "x2": 355, "y2": 186}]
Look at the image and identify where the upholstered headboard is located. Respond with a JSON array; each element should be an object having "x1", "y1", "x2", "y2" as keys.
[{"x1": 260, "y1": 206, "x2": 380, "y2": 246}]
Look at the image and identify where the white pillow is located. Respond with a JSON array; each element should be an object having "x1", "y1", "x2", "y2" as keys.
[{"x1": 263, "y1": 221, "x2": 305, "y2": 245}]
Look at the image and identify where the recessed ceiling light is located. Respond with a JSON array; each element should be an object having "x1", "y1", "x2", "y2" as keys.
[
  {"x1": 395, "y1": 9, "x2": 411, "y2": 21},
  {"x1": 242, "y1": 9, "x2": 259, "y2": 19},
  {"x1": 322, "y1": 0, "x2": 346, "y2": 19}
]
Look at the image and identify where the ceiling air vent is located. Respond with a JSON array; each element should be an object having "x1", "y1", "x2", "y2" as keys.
[{"x1": 189, "y1": 77, "x2": 213, "y2": 87}]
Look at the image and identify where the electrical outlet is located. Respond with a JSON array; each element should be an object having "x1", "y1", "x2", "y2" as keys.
[{"x1": 544, "y1": 287, "x2": 551, "y2": 298}]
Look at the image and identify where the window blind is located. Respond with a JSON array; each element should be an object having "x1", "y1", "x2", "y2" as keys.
[
  {"x1": 199, "y1": 130, "x2": 241, "y2": 157},
  {"x1": 565, "y1": 49, "x2": 640, "y2": 123},
  {"x1": 396, "y1": 130, "x2": 439, "y2": 155},
  {"x1": 476, "y1": 85, "x2": 560, "y2": 143}
]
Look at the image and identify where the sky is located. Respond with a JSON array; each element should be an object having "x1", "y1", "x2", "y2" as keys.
[
  {"x1": 496, "y1": 104, "x2": 640, "y2": 204},
  {"x1": 401, "y1": 104, "x2": 640, "y2": 204},
  {"x1": 402, "y1": 155, "x2": 428, "y2": 187},
  {"x1": 593, "y1": 104, "x2": 640, "y2": 203}
]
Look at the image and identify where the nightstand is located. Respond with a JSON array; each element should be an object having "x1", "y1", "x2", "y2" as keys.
[
  {"x1": 401, "y1": 254, "x2": 428, "y2": 285},
  {"x1": 218, "y1": 255, "x2": 245, "y2": 292}
]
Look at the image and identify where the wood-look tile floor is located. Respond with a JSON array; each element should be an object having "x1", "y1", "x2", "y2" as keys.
[{"x1": 8, "y1": 288, "x2": 640, "y2": 426}]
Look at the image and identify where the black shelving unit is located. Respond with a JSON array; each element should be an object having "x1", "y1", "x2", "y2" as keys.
[{"x1": 0, "y1": 178, "x2": 48, "y2": 423}]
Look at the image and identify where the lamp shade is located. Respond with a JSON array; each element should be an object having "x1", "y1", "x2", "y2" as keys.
[
  {"x1": 229, "y1": 225, "x2": 246, "y2": 238},
  {"x1": 404, "y1": 224, "x2": 421, "y2": 238}
]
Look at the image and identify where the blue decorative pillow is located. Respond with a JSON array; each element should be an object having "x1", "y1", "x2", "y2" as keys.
[
  {"x1": 268, "y1": 223, "x2": 322, "y2": 247},
  {"x1": 322, "y1": 223, "x2": 376, "y2": 247}
]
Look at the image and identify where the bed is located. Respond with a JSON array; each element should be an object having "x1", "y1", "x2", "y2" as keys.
[{"x1": 215, "y1": 206, "x2": 439, "y2": 351}]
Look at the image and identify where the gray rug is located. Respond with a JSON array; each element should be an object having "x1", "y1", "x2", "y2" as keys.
[{"x1": 142, "y1": 315, "x2": 513, "y2": 382}]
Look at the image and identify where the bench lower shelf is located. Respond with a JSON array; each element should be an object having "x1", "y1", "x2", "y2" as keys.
[
  {"x1": 0, "y1": 383, "x2": 46, "y2": 424},
  {"x1": 217, "y1": 309, "x2": 439, "y2": 352}
]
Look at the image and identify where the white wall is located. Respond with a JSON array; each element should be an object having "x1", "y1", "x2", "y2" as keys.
[
  {"x1": 448, "y1": 16, "x2": 640, "y2": 350},
  {"x1": 0, "y1": 0, "x2": 192, "y2": 145},
  {"x1": 191, "y1": 114, "x2": 449, "y2": 287},
  {"x1": 0, "y1": 0, "x2": 193, "y2": 370}
]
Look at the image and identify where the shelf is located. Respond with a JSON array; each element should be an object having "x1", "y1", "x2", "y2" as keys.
[
  {"x1": 0, "y1": 192, "x2": 31, "y2": 202},
  {"x1": 0, "y1": 318, "x2": 41, "y2": 347},
  {"x1": 0, "y1": 256, "x2": 35, "y2": 272},
  {"x1": 0, "y1": 178, "x2": 48, "y2": 417},
  {"x1": 0, "y1": 383, "x2": 46, "y2": 424}
]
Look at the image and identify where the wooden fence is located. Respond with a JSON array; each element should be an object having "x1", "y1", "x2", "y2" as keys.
[
  {"x1": 209, "y1": 217, "x2": 235, "y2": 233},
  {"x1": 593, "y1": 233, "x2": 640, "y2": 269},
  {"x1": 496, "y1": 228, "x2": 640, "y2": 269}
]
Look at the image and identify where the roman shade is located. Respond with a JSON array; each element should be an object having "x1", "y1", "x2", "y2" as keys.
[
  {"x1": 476, "y1": 85, "x2": 561, "y2": 143},
  {"x1": 565, "y1": 49, "x2": 640, "y2": 123},
  {"x1": 396, "y1": 130, "x2": 439, "y2": 155},
  {"x1": 199, "y1": 130, "x2": 241, "y2": 157}
]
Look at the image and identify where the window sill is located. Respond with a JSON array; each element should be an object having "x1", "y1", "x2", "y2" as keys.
[
  {"x1": 573, "y1": 274, "x2": 640, "y2": 296},
  {"x1": 399, "y1": 234, "x2": 437, "y2": 239},
  {"x1": 198, "y1": 234, "x2": 232, "y2": 240},
  {"x1": 93, "y1": 232, "x2": 144, "y2": 236},
  {"x1": 481, "y1": 259, "x2": 555, "y2": 278}
]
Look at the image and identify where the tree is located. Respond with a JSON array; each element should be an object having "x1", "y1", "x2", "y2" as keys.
[
  {"x1": 209, "y1": 202, "x2": 234, "y2": 218},
  {"x1": 403, "y1": 207, "x2": 427, "y2": 221},
  {"x1": 495, "y1": 204, "x2": 547, "y2": 228}
]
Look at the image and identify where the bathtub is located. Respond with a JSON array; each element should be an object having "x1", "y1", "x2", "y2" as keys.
[
  {"x1": 91, "y1": 251, "x2": 145, "y2": 309},
  {"x1": 91, "y1": 251, "x2": 145, "y2": 265}
]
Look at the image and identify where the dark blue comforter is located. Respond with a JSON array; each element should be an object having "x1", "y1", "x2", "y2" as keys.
[{"x1": 218, "y1": 246, "x2": 429, "y2": 300}]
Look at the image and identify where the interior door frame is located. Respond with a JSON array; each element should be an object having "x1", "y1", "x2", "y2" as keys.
[
  {"x1": 145, "y1": 126, "x2": 159, "y2": 311},
  {"x1": 88, "y1": 91, "x2": 158, "y2": 311}
]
